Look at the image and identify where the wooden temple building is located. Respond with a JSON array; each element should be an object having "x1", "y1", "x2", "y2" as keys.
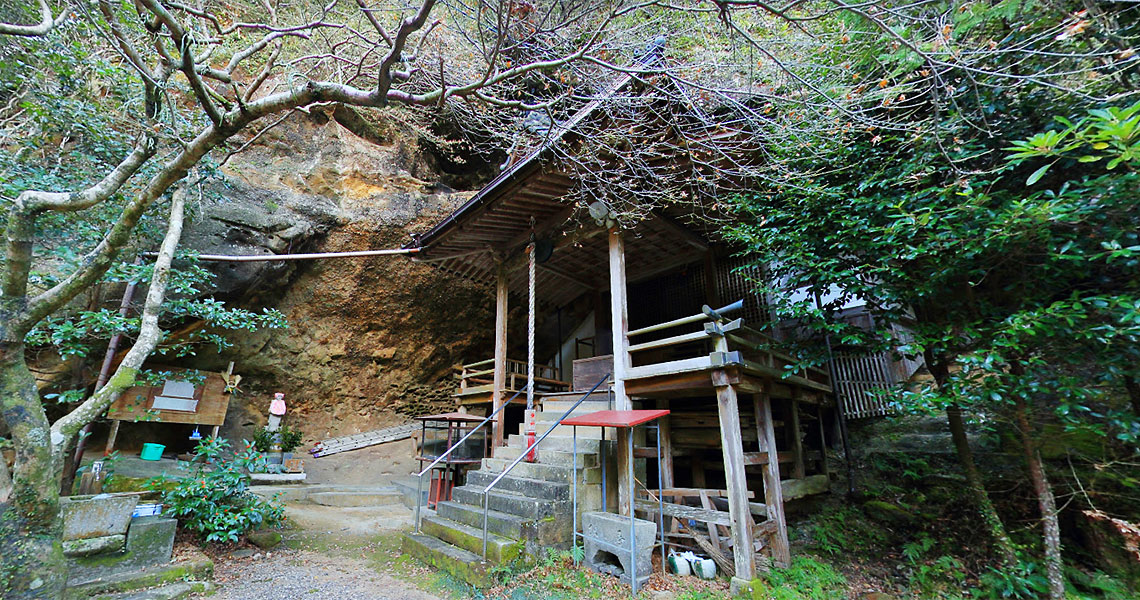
[{"x1": 401, "y1": 72, "x2": 876, "y2": 587}]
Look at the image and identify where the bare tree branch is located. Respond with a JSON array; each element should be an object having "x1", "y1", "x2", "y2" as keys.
[
  {"x1": 0, "y1": 0, "x2": 68, "y2": 37},
  {"x1": 49, "y1": 188, "x2": 186, "y2": 449}
]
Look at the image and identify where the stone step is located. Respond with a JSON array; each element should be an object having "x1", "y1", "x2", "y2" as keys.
[
  {"x1": 421, "y1": 515, "x2": 522, "y2": 564},
  {"x1": 494, "y1": 444, "x2": 598, "y2": 467},
  {"x1": 437, "y1": 500, "x2": 529, "y2": 540},
  {"x1": 540, "y1": 399, "x2": 612, "y2": 414},
  {"x1": 310, "y1": 490, "x2": 403, "y2": 507},
  {"x1": 249, "y1": 484, "x2": 336, "y2": 503},
  {"x1": 402, "y1": 533, "x2": 493, "y2": 588},
  {"x1": 507, "y1": 433, "x2": 604, "y2": 454},
  {"x1": 481, "y1": 457, "x2": 600, "y2": 484},
  {"x1": 465, "y1": 470, "x2": 570, "y2": 501},
  {"x1": 452, "y1": 485, "x2": 570, "y2": 520},
  {"x1": 519, "y1": 421, "x2": 606, "y2": 439},
  {"x1": 92, "y1": 581, "x2": 215, "y2": 600},
  {"x1": 64, "y1": 550, "x2": 214, "y2": 600},
  {"x1": 392, "y1": 476, "x2": 429, "y2": 509}
]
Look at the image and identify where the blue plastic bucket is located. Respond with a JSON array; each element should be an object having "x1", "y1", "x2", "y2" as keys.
[{"x1": 139, "y1": 443, "x2": 165, "y2": 461}]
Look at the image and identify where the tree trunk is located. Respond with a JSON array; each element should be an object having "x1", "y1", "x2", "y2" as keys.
[
  {"x1": 925, "y1": 351, "x2": 1017, "y2": 566},
  {"x1": 0, "y1": 345, "x2": 67, "y2": 599},
  {"x1": 1014, "y1": 397, "x2": 1065, "y2": 600},
  {"x1": 1123, "y1": 374, "x2": 1140, "y2": 418},
  {"x1": 0, "y1": 193, "x2": 185, "y2": 598},
  {"x1": 946, "y1": 403, "x2": 1018, "y2": 566}
]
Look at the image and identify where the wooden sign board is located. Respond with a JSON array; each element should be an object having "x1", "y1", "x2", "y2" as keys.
[{"x1": 107, "y1": 368, "x2": 231, "y2": 426}]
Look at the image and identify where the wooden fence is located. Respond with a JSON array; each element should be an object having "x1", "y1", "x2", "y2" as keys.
[{"x1": 831, "y1": 352, "x2": 913, "y2": 419}]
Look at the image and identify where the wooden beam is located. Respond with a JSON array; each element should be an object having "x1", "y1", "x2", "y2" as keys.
[
  {"x1": 651, "y1": 212, "x2": 709, "y2": 250},
  {"x1": 715, "y1": 379, "x2": 755, "y2": 581},
  {"x1": 538, "y1": 262, "x2": 596, "y2": 291},
  {"x1": 755, "y1": 391, "x2": 791, "y2": 566},
  {"x1": 635, "y1": 499, "x2": 732, "y2": 526},
  {"x1": 492, "y1": 263, "x2": 509, "y2": 448}
]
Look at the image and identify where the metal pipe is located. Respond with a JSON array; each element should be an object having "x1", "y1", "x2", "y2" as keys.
[
  {"x1": 70, "y1": 264, "x2": 141, "y2": 477},
  {"x1": 144, "y1": 248, "x2": 419, "y2": 262},
  {"x1": 627, "y1": 299, "x2": 744, "y2": 338},
  {"x1": 656, "y1": 423, "x2": 664, "y2": 577},
  {"x1": 628, "y1": 425, "x2": 637, "y2": 594},
  {"x1": 572, "y1": 425, "x2": 578, "y2": 562},
  {"x1": 415, "y1": 385, "x2": 526, "y2": 533}
]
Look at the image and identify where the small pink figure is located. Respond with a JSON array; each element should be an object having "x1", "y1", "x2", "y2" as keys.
[{"x1": 268, "y1": 392, "x2": 286, "y2": 432}]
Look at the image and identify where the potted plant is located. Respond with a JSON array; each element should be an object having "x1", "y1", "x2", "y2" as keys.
[
  {"x1": 278, "y1": 425, "x2": 303, "y2": 459},
  {"x1": 252, "y1": 427, "x2": 279, "y2": 465}
]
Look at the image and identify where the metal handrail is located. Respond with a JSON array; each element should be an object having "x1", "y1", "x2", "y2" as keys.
[
  {"x1": 414, "y1": 384, "x2": 529, "y2": 533},
  {"x1": 480, "y1": 373, "x2": 612, "y2": 557}
]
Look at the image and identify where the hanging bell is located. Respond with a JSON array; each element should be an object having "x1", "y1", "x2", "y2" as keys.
[{"x1": 189, "y1": 426, "x2": 203, "y2": 441}]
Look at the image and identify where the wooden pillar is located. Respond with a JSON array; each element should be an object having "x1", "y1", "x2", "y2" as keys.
[
  {"x1": 789, "y1": 395, "x2": 806, "y2": 479},
  {"x1": 655, "y1": 399, "x2": 674, "y2": 490},
  {"x1": 492, "y1": 263, "x2": 509, "y2": 448},
  {"x1": 816, "y1": 404, "x2": 830, "y2": 477},
  {"x1": 609, "y1": 228, "x2": 633, "y2": 514},
  {"x1": 703, "y1": 249, "x2": 720, "y2": 307},
  {"x1": 754, "y1": 391, "x2": 790, "y2": 566},
  {"x1": 104, "y1": 420, "x2": 121, "y2": 454},
  {"x1": 713, "y1": 375, "x2": 755, "y2": 581}
]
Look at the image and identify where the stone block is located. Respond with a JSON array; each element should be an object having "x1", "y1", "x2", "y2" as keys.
[
  {"x1": 63, "y1": 534, "x2": 126, "y2": 557},
  {"x1": 582, "y1": 511, "x2": 656, "y2": 586},
  {"x1": 60, "y1": 494, "x2": 139, "y2": 541},
  {"x1": 246, "y1": 529, "x2": 283, "y2": 550},
  {"x1": 125, "y1": 516, "x2": 177, "y2": 568}
]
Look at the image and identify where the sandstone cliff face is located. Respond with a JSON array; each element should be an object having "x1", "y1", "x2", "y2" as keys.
[{"x1": 180, "y1": 106, "x2": 494, "y2": 443}]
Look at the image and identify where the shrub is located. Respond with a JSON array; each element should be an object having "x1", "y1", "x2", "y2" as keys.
[
  {"x1": 250, "y1": 425, "x2": 304, "y2": 453},
  {"x1": 278, "y1": 425, "x2": 303, "y2": 453},
  {"x1": 251, "y1": 427, "x2": 274, "y2": 453},
  {"x1": 751, "y1": 556, "x2": 847, "y2": 600},
  {"x1": 146, "y1": 437, "x2": 284, "y2": 543}
]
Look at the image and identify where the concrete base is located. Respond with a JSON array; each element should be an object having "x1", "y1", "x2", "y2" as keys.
[
  {"x1": 731, "y1": 576, "x2": 756, "y2": 596},
  {"x1": 61, "y1": 494, "x2": 139, "y2": 541},
  {"x1": 250, "y1": 472, "x2": 307, "y2": 484},
  {"x1": 67, "y1": 516, "x2": 177, "y2": 587},
  {"x1": 582, "y1": 511, "x2": 655, "y2": 586},
  {"x1": 63, "y1": 534, "x2": 125, "y2": 557}
]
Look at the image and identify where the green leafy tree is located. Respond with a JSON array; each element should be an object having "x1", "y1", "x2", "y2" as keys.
[{"x1": 728, "y1": 100, "x2": 1140, "y2": 598}]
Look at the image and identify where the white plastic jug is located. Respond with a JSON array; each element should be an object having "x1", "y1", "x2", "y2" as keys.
[
  {"x1": 667, "y1": 553, "x2": 691, "y2": 576},
  {"x1": 693, "y1": 558, "x2": 717, "y2": 579}
]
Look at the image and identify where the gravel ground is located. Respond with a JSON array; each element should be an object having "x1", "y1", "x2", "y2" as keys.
[
  {"x1": 198, "y1": 500, "x2": 442, "y2": 600},
  {"x1": 203, "y1": 547, "x2": 441, "y2": 600}
]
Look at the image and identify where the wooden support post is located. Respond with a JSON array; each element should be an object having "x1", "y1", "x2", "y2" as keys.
[
  {"x1": 104, "y1": 420, "x2": 121, "y2": 455},
  {"x1": 609, "y1": 228, "x2": 633, "y2": 515},
  {"x1": 492, "y1": 263, "x2": 509, "y2": 448},
  {"x1": 210, "y1": 425, "x2": 221, "y2": 440},
  {"x1": 816, "y1": 405, "x2": 830, "y2": 477},
  {"x1": 704, "y1": 250, "x2": 720, "y2": 307},
  {"x1": 714, "y1": 376, "x2": 755, "y2": 582},
  {"x1": 656, "y1": 399, "x2": 674, "y2": 490},
  {"x1": 790, "y1": 396, "x2": 806, "y2": 480},
  {"x1": 657, "y1": 398, "x2": 676, "y2": 532},
  {"x1": 754, "y1": 391, "x2": 791, "y2": 566}
]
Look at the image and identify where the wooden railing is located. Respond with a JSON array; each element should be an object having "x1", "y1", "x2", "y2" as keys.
[
  {"x1": 625, "y1": 299, "x2": 832, "y2": 392},
  {"x1": 456, "y1": 358, "x2": 570, "y2": 394}
]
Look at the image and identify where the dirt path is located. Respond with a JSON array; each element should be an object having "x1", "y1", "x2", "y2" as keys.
[
  {"x1": 206, "y1": 546, "x2": 441, "y2": 600},
  {"x1": 199, "y1": 501, "x2": 443, "y2": 600}
]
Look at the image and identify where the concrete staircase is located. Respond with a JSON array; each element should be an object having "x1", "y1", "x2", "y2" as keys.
[{"x1": 403, "y1": 395, "x2": 614, "y2": 586}]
